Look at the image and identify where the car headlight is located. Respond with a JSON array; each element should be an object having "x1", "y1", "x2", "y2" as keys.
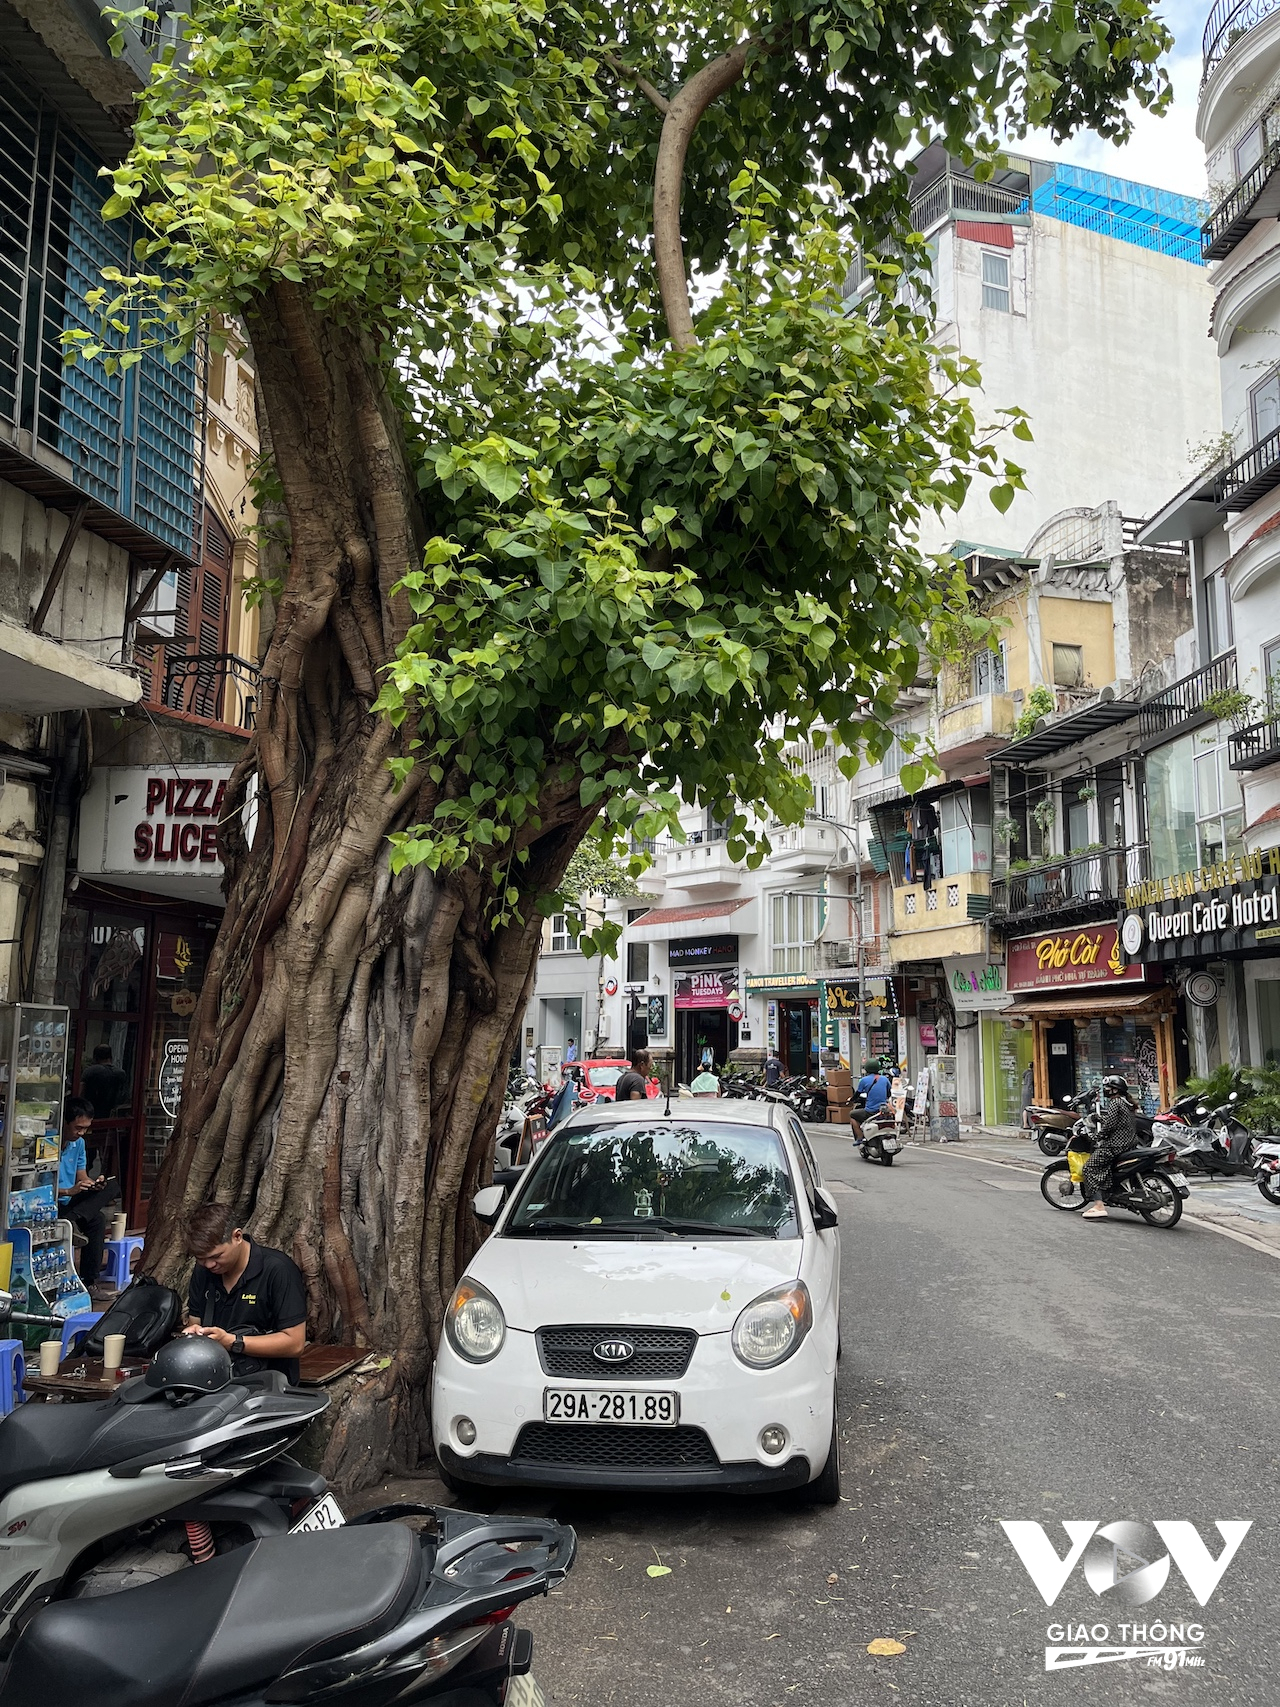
[
  {"x1": 445, "y1": 1278, "x2": 506, "y2": 1363},
  {"x1": 731, "y1": 1281, "x2": 812, "y2": 1369}
]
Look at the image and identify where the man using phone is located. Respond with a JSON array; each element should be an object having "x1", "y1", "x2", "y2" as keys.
[
  {"x1": 182, "y1": 1202, "x2": 307, "y2": 1383},
  {"x1": 58, "y1": 1095, "x2": 122, "y2": 1293}
]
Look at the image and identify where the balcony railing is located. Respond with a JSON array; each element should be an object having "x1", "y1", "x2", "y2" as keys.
[
  {"x1": 1204, "y1": 0, "x2": 1280, "y2": 82},
  {"x1": 844, "y1": 175, "x2": 1026, "y2": 293},
  {"x1": 1215, "y1": 427, "x2": 1280, "y2": 511},
  {"x1": 1137, "y1": 652, "x2": 1237, "y2": 741},
  {"x1": 147, "y1": 651, "x2": 259, "y2": 731},
  {"x1": 1229, "y1": 710, "x2": 1280, "y2": 769},
  {"x1": 990, "y1": 845, "x2": 1143, "y2": 926},
  {"x1": 1202, "y1": 135, "x2": 1280, "y2": 259}
]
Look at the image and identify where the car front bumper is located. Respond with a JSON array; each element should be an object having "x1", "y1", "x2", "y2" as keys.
[{"x1": 436, "y1": 1440, "x2": 813, "y2": 1494}]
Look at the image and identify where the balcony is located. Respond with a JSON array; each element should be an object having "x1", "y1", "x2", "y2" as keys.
[
  {"x1": 1202, "y1": 137, "x2": 1280, "y2": 260},
  {"x1": 889, "y1": 872, "x2": 991, "y2": 964},
  {"x1": 142, "y1": 650, "x2": 259, "y2": 733},
  {"x1": 990, "y1": 845, "x2": 1142, "y2": 928},
  {"x1": 937, "y1": 693, "x2": 1017, "y2": 770},
  {"x1": 1137, "y1": 652, "x2": 1237, "y2": 742},
  {"x1": 1216, "y1": 427, "x2": 1280, "y2": 511},
  {"x1": 1203, "y1": 0, "x2": 1280, "y2": 83},
  {"x1": 657, "y1": 835, "x2": 739, "y2": 893},
  {"x1": 819, "y1": 936, "x2": 892, "y2": 974},
  {"x1": 766, "y1": 820, "x2": 842, "y2": 874},
  {"x1": 1230, "y1": 710, "x2": 1280, "y2": 769}
]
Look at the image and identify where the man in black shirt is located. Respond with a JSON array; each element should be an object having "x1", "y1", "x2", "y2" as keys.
[
  {"x1": 182, "y1": 1202, "x2": 307, "y2": 1384},
  {"x1": 614, "y1": 1049, "x2": 654, "y2": 1102}
]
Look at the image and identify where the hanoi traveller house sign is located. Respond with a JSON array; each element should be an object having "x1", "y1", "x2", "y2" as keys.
[
  {"x1": 1006, "y1": 925, "x2": 1144, "y2": 992},
  {"x1": 1125, "y1": 845, "x2": 1280, "y2": 961}
]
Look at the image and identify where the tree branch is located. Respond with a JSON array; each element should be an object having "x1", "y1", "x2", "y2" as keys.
[
  {"x1": 601, "y1": 49, "x2": 669, "y2": 115},
  {"x1": 653, "y1": 39, "x2": 754, "y2": 352}
]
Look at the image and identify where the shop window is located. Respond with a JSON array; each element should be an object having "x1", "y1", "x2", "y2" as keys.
[
  {"x1": 971, "y1": 644, "x2": 1007, "y2": 697},
  {"x1": 626, "y1": 941, "x2": 650, "y2": 982},
  {"x1": 549, "y1": 914, "x2": 578, "y2": 954},
  {"x1": 1256, "y1": 980, "x2": 1280, "y2": 1066},
  {"x1": 771, "y1": 893, "x2": 823, "y2": 974},
  {"x1": 981, "y1": 251, "x2": 1010, "y2": 312},
  {"x1": 1051, "y1": 644, "x2": 1084, "y2": 689}
]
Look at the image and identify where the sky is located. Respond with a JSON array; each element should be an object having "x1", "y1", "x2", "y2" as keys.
[{"x1": 1016, "y1": 0, "x2": 1210, "y2": 200}]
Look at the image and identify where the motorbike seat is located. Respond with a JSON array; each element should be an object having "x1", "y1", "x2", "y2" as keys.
[
  {"x1": 0, "y1": 1383, "x2": 252, "y2": 1503},
  {"x1": 0, "y1": 1524, "x2": 422, "y2": 1707}
]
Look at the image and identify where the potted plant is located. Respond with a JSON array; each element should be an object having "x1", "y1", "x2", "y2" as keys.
[{"x1": 1202, "y1": 685, "x2": 1260, "y2": 730}]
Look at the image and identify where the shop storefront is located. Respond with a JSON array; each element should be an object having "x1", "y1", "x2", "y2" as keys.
[
  {"x1": 673, "y1": 967, "x2": 741, "y2": 1081},
  {"x1": 997, "y1": 923, "x2": 1174, "y2": 1114},
  {"x1": 943, "y1": 956, "x2": 1021, "y2": 1127},
  {"x1": 59, "y1": 763, "x2": 234, "y2": 1223},
  {"x1": 819, "y1": 977, "x2": 900, "y2": 1071},
  {"x1": 745, "y1": 974, "x2": 820, "y2": 1075},
  {"x1": 1123, "y1": 843, "x2": 1280, "y2": 1074}
]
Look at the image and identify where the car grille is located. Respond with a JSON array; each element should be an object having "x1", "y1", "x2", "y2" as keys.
[
  {"x1": 512, "y1": 1423, "x2": 720, "y2": 1469},
  {"x1": 536, "y1": 1325, "x2": 697, "y2": 1380}
]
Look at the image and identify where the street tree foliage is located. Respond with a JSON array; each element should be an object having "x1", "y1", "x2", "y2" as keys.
[{"x1": 88, "y1": 0, "x2": 1173, "y2": 1480}]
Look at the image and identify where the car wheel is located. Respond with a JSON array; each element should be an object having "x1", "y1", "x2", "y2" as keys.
[
  {"x1": 436, "y1": 1462, "x2": 484, "y2": 1501},
  {"x1": 805, "y1": 1389, "x2": 842, "y2": 1506}
]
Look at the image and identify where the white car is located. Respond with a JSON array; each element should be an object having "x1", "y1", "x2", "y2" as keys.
[{"x1": 432, "y1": 1097, "x2": 842, "y2": 1502}]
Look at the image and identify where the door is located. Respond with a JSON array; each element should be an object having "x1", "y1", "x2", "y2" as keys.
[
  {"x1": 1046, "y1": 1020, "x2": 1076, "y2": 1106},
  {"x1": 789, "y1": 1117, "x2": 840, "y2": 1376}
]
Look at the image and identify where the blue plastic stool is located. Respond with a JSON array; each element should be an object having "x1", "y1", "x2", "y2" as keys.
[
  {"x1": 101, "y1": 1236, "x2": 144, "y2": 1290},
  {"x1": 60, "y1": 1312, "x2": 103, "y2": 1361},
  {"x1": 0, "y1": 1340, "x2": 25, "y2": 1414}
]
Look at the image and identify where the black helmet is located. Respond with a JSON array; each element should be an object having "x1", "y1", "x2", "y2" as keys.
[
  {"x1": 1102, "y1": 1075, "x2": 1130, "y2": 1097},
  {"x1": 144, "y1": 1335, "x2": 233, "y2": 1402}
]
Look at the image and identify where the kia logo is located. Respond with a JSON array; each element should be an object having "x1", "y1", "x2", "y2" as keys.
[{"x1": 592, "y1": 1339, "x2": 635, "y2": 1364}]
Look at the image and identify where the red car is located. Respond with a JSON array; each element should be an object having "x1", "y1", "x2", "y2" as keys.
[{"x1": 560, "y1": 1058, "x2": 660, "y2": 1101}]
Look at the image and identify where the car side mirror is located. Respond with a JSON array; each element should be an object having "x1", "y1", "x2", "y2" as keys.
[
  {"x1": 491, "y1": 1166, "x2": 525, "y2": 1190},
  {"x1": 811, "y1": 1188, "x2": 839, "y2": 1232},
  {"x1": 473, "y1": 1185, "x2": 507, "y2": 1226}
]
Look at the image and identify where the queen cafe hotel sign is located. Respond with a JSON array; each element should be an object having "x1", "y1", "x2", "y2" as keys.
[{"x1": 1123, "y1": 846, "x2": 1280, "y2": 963}]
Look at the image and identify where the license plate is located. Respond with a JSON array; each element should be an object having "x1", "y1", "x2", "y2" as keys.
[
  {"x1": 883, "y1": 1139, "x2": 902, "y2": 1153},
  {"x1": 1167, "y1": 1172, "x2": 1189, "y2": 1189},
  {"x1": 289, "y1": 1493, "x2": 345, "y2": 1533},
  {"x1": 543, "y1": 1388, "x2": 679, "y2": 1426}
]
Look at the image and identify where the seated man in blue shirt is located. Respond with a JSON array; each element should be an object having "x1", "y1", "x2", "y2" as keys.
[
  {"x1": 855, "y1": 1067, "x2": 891, "y2": 1114},
  {"x1": 59, "y1": 1095, "x2": 122, "y2": 1291}
]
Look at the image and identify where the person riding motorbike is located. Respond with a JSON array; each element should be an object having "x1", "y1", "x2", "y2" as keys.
[{"x1": 1081, "y1": 1075, "x2": 1140, "y2": 1221}]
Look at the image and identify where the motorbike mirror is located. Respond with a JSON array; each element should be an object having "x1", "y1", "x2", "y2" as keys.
[
  {"x1": 1230, "y1": 1091, "x2": 1239, "y2": 1101},
  {"x1": 473, "y1": 1185, "x2": 506, "y2": 1225}
]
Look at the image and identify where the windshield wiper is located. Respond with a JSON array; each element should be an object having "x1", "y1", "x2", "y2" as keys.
[
  {"x1": 627, "y1": 1216, "x2": 779, "y2": 1238},
  {"x1": 515, "y1": 1217, "x2": 672, "y2": 1238}
]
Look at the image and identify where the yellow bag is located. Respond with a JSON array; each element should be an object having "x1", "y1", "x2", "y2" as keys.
[{"x1": 1067, "y1": 1148, "x2": 1090, "y2": 1184}]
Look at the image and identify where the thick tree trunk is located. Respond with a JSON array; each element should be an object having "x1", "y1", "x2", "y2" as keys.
[{"x1": 144, "y1": 284, "x2": 594, "y2": 1489}]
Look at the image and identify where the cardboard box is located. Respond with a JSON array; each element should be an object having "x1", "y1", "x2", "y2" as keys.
[
  {"x1": 825, "y1": 1069, "x2": 853, "y2": 1088},
  {"x1": 825, "y1": 1086, "x2": 852, "y2": 1105},
  {"x1": 826, "y1": 1105, "x2": 851, "y2": 1125}
]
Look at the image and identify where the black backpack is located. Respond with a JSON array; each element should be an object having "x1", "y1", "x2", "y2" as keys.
[{"x1": 81, "y1": 1275, "x2": 182, "y2": 1359}]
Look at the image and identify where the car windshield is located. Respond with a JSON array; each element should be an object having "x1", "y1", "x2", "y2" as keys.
[
  {"x1": 505, "y1": 1120, "x2": 799, "y2": 1239},
  {"x1": 585, "y1": 1066, "x2": 623, "y2": 1088}
]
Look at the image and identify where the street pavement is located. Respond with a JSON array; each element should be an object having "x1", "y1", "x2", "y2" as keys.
[{"x1": 503, "y1": 1131, "x2": 1280, "y2": 1706}]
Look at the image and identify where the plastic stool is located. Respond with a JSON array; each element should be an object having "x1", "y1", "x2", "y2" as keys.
[
  {"x1": 0, "y1": 1340, "x2": 24, "y2": 1414},
  {"x1": 101, "y1": 1236, "x2": 144, "y2": 1290},
  {"x1": 60, "y1": 1312, "x2": 103, "y2": 1361}
]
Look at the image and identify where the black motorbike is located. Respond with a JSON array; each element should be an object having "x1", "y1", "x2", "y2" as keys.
[
  {"x1": 0, "y1": 1507, "x2": 575, "y2": 1707},
  {"x1": 1173, "y1": 1095, "x2": 1261, "y2": 1181},
  {"x1": 1039, "y1": 1124, "x2": 1190, "y2": 1227}
]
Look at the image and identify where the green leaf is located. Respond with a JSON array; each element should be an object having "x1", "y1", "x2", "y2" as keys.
[{"x1": 989, "y1": 483, "x2": 1015, "y2": 514}]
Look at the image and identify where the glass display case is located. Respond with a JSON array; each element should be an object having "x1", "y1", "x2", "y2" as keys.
[{"x1": 0, "y1": 1003, "x2": 90, "y2": 1336}]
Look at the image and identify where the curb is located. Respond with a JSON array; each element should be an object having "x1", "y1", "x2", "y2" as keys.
[{"x1": 928, "y1": 1143, "x2": 1280, "y2": 1263}]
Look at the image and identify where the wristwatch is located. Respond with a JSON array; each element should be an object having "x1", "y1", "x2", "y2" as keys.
[{"x1": 231, "y1": 1334, "x2": 245, "y2": 1357}]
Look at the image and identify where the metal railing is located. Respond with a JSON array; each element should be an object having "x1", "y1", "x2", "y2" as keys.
[
  {"x1": 1137, "y1": 652, "x2": 1237, "y2": 741},
  {"x1": 1122, "y1": 515, "x2": 1189, "y2": 560},
  {"x1": 1229, "y1": 710, "x2": 1280, "y2": 770},
  {"x1": 1203, "y1": 0, "x2": 1280, "y2": 81},
  {"x1": 1201, "y1": 134, "x2": 1280, "y2": 257},
  {"x1": 1215, "y1": 427, "x2": 1280, "y2": 511},
  {"x1": 907, "y1": 174, "x2": 1028, "y2": 232},
  {"x1": 151, "y1": 651, "x2": 259, "y2": 730},
  {"x1": 990, "y1": 844, "x2": 1144, "y2": 923}
]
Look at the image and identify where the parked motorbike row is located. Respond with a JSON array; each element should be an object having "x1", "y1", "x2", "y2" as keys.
[
  {"x1": 1033, "y1": 1084, "x2": 1280, "y2": 1212},
  {"x1": 0, "y1": 1291, "x2": 574, "y2": 1704}
]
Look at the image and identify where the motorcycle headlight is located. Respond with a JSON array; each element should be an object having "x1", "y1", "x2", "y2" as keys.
[
  {"x1": 445, "y1": 1278, "x2": 506, "y2": 1363},
  {"x1": 732, "y1": 1281, "x2": 812, "y2": 1369}
]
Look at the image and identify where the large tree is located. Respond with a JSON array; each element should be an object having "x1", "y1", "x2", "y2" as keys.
[{"x1": 86, "y1": 0, "x2": 1171, "y2": 1483}]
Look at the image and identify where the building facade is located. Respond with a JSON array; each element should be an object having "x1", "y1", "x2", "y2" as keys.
[{"x1": 0, "y1": 0, "x2": 261, "y2": 1221}]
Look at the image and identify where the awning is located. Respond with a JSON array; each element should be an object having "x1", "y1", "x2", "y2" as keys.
[
  {"x1": 1001, "y1": 988, "x2": 1174, "y2": 1020},
  {"x1": 626, "y1": 896, "x2": 755, "y2": 946},
  {"x1": 992, "y1": 695, "x2": 1141, "y2": 765},
  {"x1": 0, "y1": 618, "x2": 142, "y2": 714}
]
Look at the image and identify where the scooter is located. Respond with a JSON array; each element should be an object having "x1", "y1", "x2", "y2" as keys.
[
  {"x1": 1039, "y1": 1125, "x2": 1190, "y2": 1226},
  {"x1": 857, "y1": 1107, "x2": 903, "y2": 1166},
  {"x1": 1174, "y1": 1095, "x2": 1261, "y2": 1181},
  {"x1": 0, "y1": 1505, "x2": 576, "y2": 1706},
  {"x1": 0, "y1": 1294, "x2": 336, "y2": 1646},
  {"x1": 1023, "y1": 1104, "x2": 1076, "y2": 1157},
  {"x1": 1252, "y1": 1138, "x2": 1280, "y2": 1205}
]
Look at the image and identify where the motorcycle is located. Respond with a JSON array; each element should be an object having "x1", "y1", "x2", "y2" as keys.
[
  {"x1": 1173, "y1": 1095, "x2": 1262, "y2": 1182},
  {"x1": 857, "y1": 1107, "x2": 903, "y2": 1166},
  {"x1": 1253, "y1": 1139, "x2": 1280, "y2": 1205},
  {"x1": 0, "y1": 1504, "x2": 575, "y2": 1706},
  {"x1": 1039, "y1": 1124, "x2": 1189, "y2": 1227},
  {"x1": 1024, "y1": 1103, "x2": 1076, "y2": 1157}
]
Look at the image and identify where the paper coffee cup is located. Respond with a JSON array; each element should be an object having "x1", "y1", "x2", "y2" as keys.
[
  {"x1": 38, "y1": 1340, "x2": 60, "y2": 1376},
  {"x1": 102, "y1": 1333, "x2": 126, "y2": 1372},
  {"x1": 110, "y1": 1213, "x2": 128, "y2": 1241}
]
